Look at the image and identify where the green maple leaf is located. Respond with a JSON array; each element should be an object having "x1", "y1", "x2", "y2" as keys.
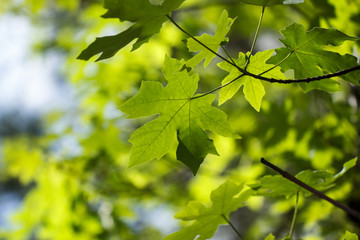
[
  {"x1": 240, "y1": 0, "x2": 303, "y2": 6},
  {"x1": 218, "y1": 50, "x2": 285, "y2": 111},
  {"x1": 250, "y1": 157, "x2": 357, "y2": 197},
  {"x1": 186, "y1": 10, "x2": 236, "y2": 68},
  {"x1": 267, "y1": 23, "x2": 360, "y2": 92},
  {"x1": 164, "y1": 180, "x2": 252, "y2": 240},
  {"x1": 77, "y1": 0, "x2": 185, "y2": 61},
  {"x1": 120, "y1": 56, "x2": 238, "y2": 174}
]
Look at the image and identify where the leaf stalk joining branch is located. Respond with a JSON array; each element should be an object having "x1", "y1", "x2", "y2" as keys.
[
  {"x1": 261, "y1": 158, "x2": 360, "y2": 220},
  {"x1": 167, "y1": 14, "x2": 360, "y2": 88},
  {"x1": 222, "y1": 214, "x2": 243, "y2": 240},
  {"x1": 245, "y1": 6, "x2": 266, "y2": 69},
  {"x1": 289, "y1": 191, "x2": 299, "y2": 239}
]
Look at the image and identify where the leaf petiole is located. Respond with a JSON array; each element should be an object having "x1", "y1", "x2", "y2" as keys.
[
  {"x1": 261, "y1": 158, "x2": 360, "y2": 220},
  {"x1": 166, "y1": 14, "x2": 244, "y2": 73},
  {"x1": 260, "y1": 51, "x2": 292, "y2": 76},
  {"x1": 221, "y1": 44, "x2": 238, "y2": 68},
  {"x1": 245, "y1": 6, "x2": 266, "y2": 69},
  {"x1": 222, "y1": 214, "x2": 243, "y2": 240},
  {"x1": 168, "y1": 14, "x2": 360, "y2": 84},
  {"x1": 289, "y1": 191, "x2": 299, "y2": 239}
]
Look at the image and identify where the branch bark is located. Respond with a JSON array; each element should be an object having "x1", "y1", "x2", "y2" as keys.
[
  {"x1": 261, "y1": 158, "x2": 360, "y2": 220},
  {"x1": 167, "y1": 15, "x2": 360, "y2": 85}
]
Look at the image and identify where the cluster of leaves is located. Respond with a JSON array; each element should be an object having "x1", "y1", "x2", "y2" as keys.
[
  {"x1": 120, "y1": 55, "x2": 238, "y2": 174},
  {"x1": 76, "y1": 0, "x2": 360, "y2": 238},
  {"x1": 1, "y1": 0, "x2": 360, "y2": 239},
  {"x1": 79, "y1": 0, "x2": 360, "y2": 176},
  {"x1": 250, "y1": 158, "x2": 357, "y2": 197},
  {"x1": 162, "y1": 158, "x2": 358, "y2": 239}
]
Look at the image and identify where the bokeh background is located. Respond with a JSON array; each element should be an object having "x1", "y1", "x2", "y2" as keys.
[{"x1": 0, "y1": 0, "x2": 360, "y2": 239}]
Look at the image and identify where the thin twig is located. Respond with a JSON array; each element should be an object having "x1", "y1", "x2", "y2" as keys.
[
  {"x1": 166, "y1": 14, "x2": 245, "y2": 73},
  {"x1": 259, "y1": 51, "x2": 293, "y2": 76},
  {"x1": 245, "y1": 6, "x2": 266, "y2": 69},
  {"x1": 251, "y1": 65, "x2": 360, "y2": 83},
  {"x1": 221, "y1": 45, "x2": 238, "y2": 67},
  {"x1": 222, "y1": 214, "x2": 243, "y2": 239},
  {"x1": 192, "y1": 60, "x2": 360, "y2": 100},
  {"x1": 167, "y1": 15, "x2": 360, "y2": 84},
  {"x1": 289, "y1": 191, "x2": 299, "y2": 239},
  {"x1": 190, "y1": 74, "x2": 244, "y2": 100},
  {"x1": 193, "y1": 38, "x2": 291, "y2": 100},
  {"x1": 261, "y1": 158, "x2": 360, "y2": 220}
]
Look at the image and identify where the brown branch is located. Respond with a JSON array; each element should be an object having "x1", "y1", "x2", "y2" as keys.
[
  {"x1": 249, "y1": 65, "x2": 360, "y2": 84},
  {"x1": 166, "y1": 14, "x2": 242, "y2": 73},
  {"x1": 261, "y1": 158, "x2": 360, "y2": 220},
  {"x1": 167, "y1": 15, "x2": 360, "y2": 85},
  {"x1": 222, "y1": 214, "x2": 243, "y2": 240}
]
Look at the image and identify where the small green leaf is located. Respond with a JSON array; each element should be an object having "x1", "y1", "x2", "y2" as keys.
[
  {"x1": 249, "y1": 175, "x2": 299, "y2": 197},
  {"x1": 267, "y1": 23, "x2": 360, "y2": 92},
  {"x1": 78, "y1": 0, "x2": 185, "y2": 61},
  {"x1": 250, "y1": 157, "x2": 357, "y2": 197},
  {"x1": 342, "y1": 231, "x2": 359, "y2": 240},
  {"x1": 218, "y1": 50, "x2": 285, "y2": 111},
  {"x1": 186, "y1": 10, "x2": 236, "y2": 68},
  {"x1": 334, "y1": 157, "x2": 357, "y2": 179},
  {"x1": 164, "y1": 181, "x2": 252, "y2": 240},
  {"x1": 297, "y1": 157, "x2": 358, "y2": 193},
  {"x1": 240, "y1": 0, "x2": 303, "y2": 6},
  {"x1": 120, "y1": 55, "x2": 238, "y2": 174}
]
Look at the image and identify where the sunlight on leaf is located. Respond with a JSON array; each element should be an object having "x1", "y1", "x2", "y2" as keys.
[
  {"x1": 343, "y1": 231, "x2": 359, "y2": 240},
  {"x1": 264, "y1": 233, "x2": 275, "y2": 240},
  {"x1": 250, "y1": 157, "x2": 357, "y2": 197},
  {"x1": 2, "y1": 138, "x2": 43, "y2": 184},
  {"x1": 218, "y1": 50, "x2": 285, "y2": 111},
  {"x1": 186, "y1": 10, "x2": 236, "y2": 68},
  {"x1": 120, "y1": 55, "x2": 238, "y2": 174},
  {"x1": 78, "y1": 0, "x2": 185, "y2": 61},
  {"x1": 164, "y1": 180, "x2": 252, "y2": 240},
  {"x1": 334, "y1": 157, "x2": 357, "y2": 179},
  {"x1": 267, "y1": 23, "x2": 360, "y2": 92}
]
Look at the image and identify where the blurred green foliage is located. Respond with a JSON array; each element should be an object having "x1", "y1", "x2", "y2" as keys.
[{"x1": 0, "y1": 0, "x2": 359, "y2": 239}]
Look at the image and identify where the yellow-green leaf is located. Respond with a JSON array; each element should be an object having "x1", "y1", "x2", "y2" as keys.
[
  {"x1": 78, "y1": 0, "x2": 185, "y2": 61},
  {"x1": 218, "y1": 50, "x2": 285, "y2": 111},
  {"x1": 186, "y1": 10, "x2": 236, "y2": 68},
  {"x1": 165, "y1": 180, "x2": 252, "y2": 240},
  {"x1": 267, "y1": 23, "x2": 360, "y2": 92},
  {"x1": 120, "y1": 56, "x2": 238, "y2": 174}
]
